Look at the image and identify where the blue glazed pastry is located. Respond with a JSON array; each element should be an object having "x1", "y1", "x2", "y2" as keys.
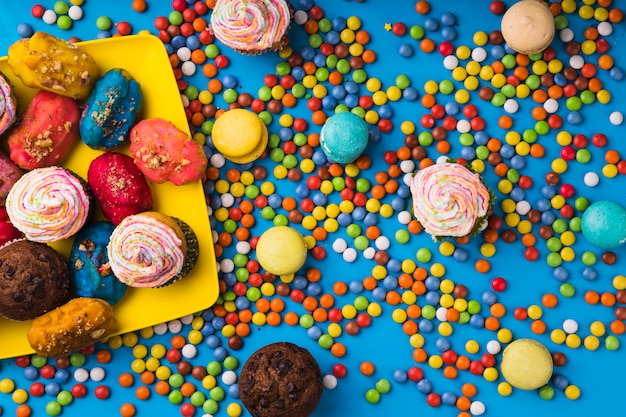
[
  {"x1": 80, "y1": 68, "x2": 142, "y2": 150},
  {"x1": 69, "y1": 221, "x2": 128, "y2": 305},
  {"x1": 319, "y1": 111, "x2": 369, "y2": 164}
]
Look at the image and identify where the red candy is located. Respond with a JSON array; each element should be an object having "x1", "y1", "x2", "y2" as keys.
[
  {"x1": 490, "y1": 0, "x2": 506, "y2": 15},
  {"x1": 491, "y1": 277, "x2": 507, "y2": 292},
  {"x1": 392, "y1": 22, "x2": 407, "y2": 36},
  {"x1": 31, "y1": 4, "x2": 45, "y2": 17},
  {"x1": 94, "y1": 385, "x2": 111, "y2": 400},
  {"x1": 332, "y1": 363, "x2": 348, "y2": 378}
]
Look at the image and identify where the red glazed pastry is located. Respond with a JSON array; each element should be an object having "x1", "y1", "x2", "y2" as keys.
[
  {"x1": 87, "y1": 152, "x2": 154, "y2": 225},
  {"x1": 129, "y1": 118, "x2": 208, "y2": 186},
  {"x1": 6, "y1": 90, "x2": 80, "y2": 170}
]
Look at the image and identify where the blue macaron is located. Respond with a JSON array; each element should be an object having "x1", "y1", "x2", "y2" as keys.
[
  {"x1": 581, "y1": 200, "x2": 626, "y2": 249},
  {"x1": 319, "y1": 111, "x2": 369, "y2": 164}
]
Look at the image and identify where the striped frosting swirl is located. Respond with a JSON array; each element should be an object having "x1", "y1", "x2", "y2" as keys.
[
  {"x1": 210, "y1": 0, "x2": 291, "y2": 51},
  {"x1": 0, "y1": 72, "x2": 17, "y2": 135},
  {"x1": 108, "y1": 214, "x2": 184, "y2": 288},
  {"x1": 410, "y1": 162, "x2": 490, "y2": 238},
  {"x1": 6, "y1": 166, "x2": 90, "y2": 242}
]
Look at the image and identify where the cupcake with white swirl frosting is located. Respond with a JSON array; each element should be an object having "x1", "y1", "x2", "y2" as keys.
[
  {"x1": 108, "y1": 211, "x2": 199, "y2": 288},
  {"x1": 6, "y1": 166, "x2": 91, "y2": 242},
  {"x1": 209, "y1": 0, "x2": 293, "y2": 54},
  {"x1": 0, "y1": 70, "x2": 17, "y2": 135},
  {"x1": 410, "y1": 161, "x2": 493, "y2": 240}
]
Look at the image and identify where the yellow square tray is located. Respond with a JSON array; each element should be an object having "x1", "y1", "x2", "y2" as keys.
[{"x1": 0, "y1": 33, "x2": 219, "y2": 359}]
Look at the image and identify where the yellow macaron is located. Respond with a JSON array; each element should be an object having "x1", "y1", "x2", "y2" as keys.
[
  {"x1": 255, "y1": 226, "x2": 308, "y2": 276},
  {"x1": 212, "y1": 108, "x2": 268, "y2": 163},
  {"x1": 500, "y1": 338, "x2": 553, "y2": 390}
]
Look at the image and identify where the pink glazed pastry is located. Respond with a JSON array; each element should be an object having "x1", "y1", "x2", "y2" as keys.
[{"x1": 129, "y1": 118, "x2": 207, "y2": 186}]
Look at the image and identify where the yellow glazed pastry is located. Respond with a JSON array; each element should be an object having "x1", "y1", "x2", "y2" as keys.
[
  {"x1": 27, "y1": 297, "x2": 117, "y2": 358},
  {"x1": 7, "y1": 32, "x2": 100, "y2": 100},
  {"x1": 211, "y1": 108, "x2": 268, "y2": 164},
  {"x1": 256, "y1": 226, "x2": 307, "y2": 276},
  {"x1": 500, "y1": 338, "x2": 553, "y2": 390},
  {"x1": 501, "y1": 0, "x2": 555, "y2": 55}
]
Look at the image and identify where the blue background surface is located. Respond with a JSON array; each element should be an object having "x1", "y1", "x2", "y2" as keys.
[{"x1": 1, "y1": 1, "x2": 626, "y2": 416}]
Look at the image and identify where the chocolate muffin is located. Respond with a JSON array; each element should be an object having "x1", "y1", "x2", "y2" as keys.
[
  {"x1": 239, "y1": 342, "x2": 323, "y2": 417},
  {"x1": 0, "y1": 240, "x2": 72, "y2": 321}
]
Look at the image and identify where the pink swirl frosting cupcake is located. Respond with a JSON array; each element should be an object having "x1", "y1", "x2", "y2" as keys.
[
  {"x1": 0, "y1": 71, "x2": 17, "y2": 135},
  {"x1": 107, "y1": 213, "x2": 186, "y2": 288},
  {"x1": 410, "y1": 162, "x2": 491, "y2": 239},
  {"x1": 210, "y1": 0, "x2": 292, "y2": 53},
  {"x1": 5, "y1": 166, "x2": 90, "y2": 242}
]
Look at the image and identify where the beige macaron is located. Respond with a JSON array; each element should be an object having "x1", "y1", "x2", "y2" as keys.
[
  {"x1": 500, "y1": 338, "x2": 553, "y2": 390},
  {"x1": 501, "y1": 0, "x2": 555, "y2": 55}
]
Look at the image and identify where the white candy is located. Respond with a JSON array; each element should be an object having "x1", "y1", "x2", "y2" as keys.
[
  {"x1": 220, "y1": 193, "x2": 234, "y2": 208},
  {"x1": 456, "y1": 119, "x2": 471, "y2": 133},
  {"x1": 486, "y1": 340, "x2": 501, "y2": 354},
  {"x1": 73, "y1": 368, "x2": 89, "y2": 383},
  {"x1": 42, "y1": 9, "x2": 57, "y2": 24},
  {"x1": 342, "y1": 247, "x2": 358, "y2": 263},
  {"x1": 543, "y1": 98, "x2": 559, "y2": 113},
  {"x1": 362, "y1": 247, "x2": 376, "y2": 260},
  {"x1": 332, "y1": 238, "x2": 348, "y2": 253},
  {"x1": 68, "y1": 5, "x2": 83, "y2": 20},
  {"x1": 584, "y1": 171, "x2": 600, "y2": 187},
  {"x1": 180, "y1": 94, "x2": 190, "y2": 107},
  {"x1": 399, "y1": 160, "x2": 416, "y2": 173},
  {"x1": 323, "y1": 374, "x2": 338, "y2": 389},
  {"x1": 168, "y1": 319, "x2": 183, "y2": 333},
  {"x1": 470, "y1": 400, "x2": 486, "y2": 416},
  {"x1": 221, "y1": 370, "x2": 238, "y2": 385},
  {"x1": 293, "y1": 10, "x2": 308, "y2": 25},
  {"x1": 181, "y1": 61, "x2": 196, "y2": 76},
  {"x1": 236, "y1": 241, "x2": 251, "y2": 254},
  {"x1": 436, "y1": 155, "x2": 450, "y2": 164},
  {"x1": 402, "y1": 172, "x2": 413, "y2": 186},
  {"x1": 563, "y1": 318, "x2": 579, "y2": 334},
  {"x1": 559, "y1": 28, "x2": 574, "y2": 42},
  {"x1": 180, "y1": 314, "x2": 194, "y2": 325},
  {"x1": 153, "y1": 322, "x2": 168, "y2": 335},
  {"x1": 397, "y1": 210, "x2": 412, "y2": 225},
  {"x1": 569, "y1": 55, "x2": 584, "y2": 70},
  {"x1": 90, "y1": 367, "x2": 106, "y2": 382},
  {"x1": 597, "y1": 21, "x2": 613, "y2": 36},
  {"x1": 209, "y1": 153, "x2": 226, "y2": 168},
  {"x1": 182, "y1": 343, "x2": 198, "y2": 359},
  {"x1": 516, "y1": 200, "x2": 531, "y2": 216},
  {"x1": 503, "y1": 98, "x2": 519, "y2": 114},
  {"x1": 219, "y1": 258, "x2": 234, "y2": 273},
  {"x1": 177, "y1": 47, "x2": 192, "y2": 61},
  {"x1": 471, "y1": 47, "x2": 487, "y2": 63},
  {"x1": 609, "y1": 111, "x2": 623, "y2": 125},
  {"x1": 443, "y1": 55, "x2": 459, "y2": 70},
  {"x1": 436, "y1": 307, "x2": 448, "y2": 322},
  {"x1": 374, "y1": 236, "x2": 390, "y2": 250}
]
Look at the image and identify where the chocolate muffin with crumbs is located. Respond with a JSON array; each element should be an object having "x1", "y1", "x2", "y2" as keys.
[
  {"x1": 0, "y1": 240, "x2": 72, "y2": 321},
  {"x1": 239, "y1": 342, "x2": 323, "y2": 417}
]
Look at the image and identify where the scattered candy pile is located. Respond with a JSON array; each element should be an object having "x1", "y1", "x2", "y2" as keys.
[{"x1": 1, "y1": 1, "x2": 626, "y2": 417}]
